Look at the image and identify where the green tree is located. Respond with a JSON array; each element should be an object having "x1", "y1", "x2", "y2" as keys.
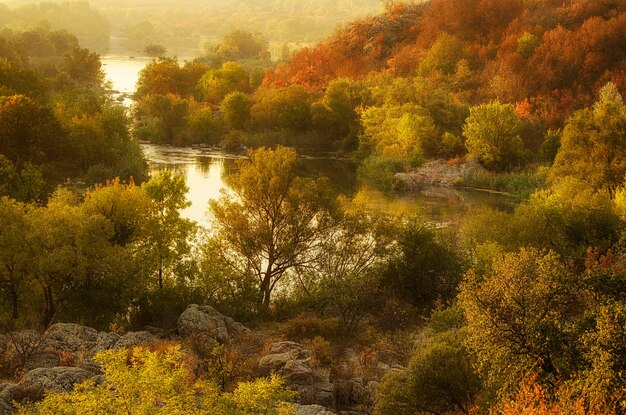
[
  {"x1": 209, "y1": 146, "x2": 336, "y2": 309},
  {"x1": 382, "y1": 220, "x2": 464, "y2": 312},
  {"x1": 142, "y1": 171, "x2": 194, "y2": 290},
  {"x1": 133, "y1": 94, "x2": 190, "y2": 144},
  {"x1": 221, "y1": 91, "x2": 251, "y2": 130},
  {"x1": 197, "y1": 62, "x2": 249, "y2": 104},
  {"x1": 60, "y1": 47, "x2": 103, "y2": 85},
  {"x1": 313, "y1": 205, "x2": 396, "y2": 331},
  {"x1": 463, "y1": 101, "x2": 525, "y2": 171},
  {"x1": 0, "y1": 95, "x2": 70, "y2": 179},
  {"x1": 144, "y1": 44, "x2": 166, "y2": 57},
  {"x1": 517, "y1": 32, "x2": 540, "y2": 58},
  {"x1": 550, "y1": 83, "x2": 626, "y2": 198},
  {"x1": 0, "y1": 197, "x2": 30, "y2": 328},
  {"x1": 375, "y1": 329, "x2": 480, "y2": 415}
]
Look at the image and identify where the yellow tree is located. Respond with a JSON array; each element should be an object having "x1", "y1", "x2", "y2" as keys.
[{"x1": 209, "y1": 146, "x2": 336, "y2": 309}]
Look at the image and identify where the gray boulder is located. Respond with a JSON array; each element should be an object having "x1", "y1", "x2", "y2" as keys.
[
  {"x1": 177, "y1": 304, "x2": 249, "y2": 342},
  {"x1": 19, "y1": 367, "x2": 92, "y2": 394}
]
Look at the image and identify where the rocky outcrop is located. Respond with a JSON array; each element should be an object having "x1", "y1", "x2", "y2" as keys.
[
  {"x1": 394, "y1": 158, "x2": 485, "y2": 191},
  {"x1": 177, "y1": 304, "x2": 250, "y2": 342},
  {"x1": 0, "y1": 305, "x2": 255, "y2": 414},
  {"x1": 20, "y1": 367, "x2": 94, "y2": 394}
]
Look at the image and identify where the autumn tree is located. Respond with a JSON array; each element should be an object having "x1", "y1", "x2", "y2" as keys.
[
  {"x1": 197, "y1": 61, "x2": 250, "y2": 104},
  {"x1": 209, "y1": 146, "x2": 336, "y2": 309},
  {"x1": 0, "y1": 197, "x2": 30, "y2": 329},
  {"x1": 459, "y1": 248, "x2": 581, "y2": 388},
  {"x1": 312, "y1": 205, "x2": 396, "y2": 331},
  {"x1": 463, "y1": 101, "x2": 525, "y2": 171},
  {"x1": 221, "y1": 91, "x2": 251, "y2": 130},
  {"x1": 142, "y1": 171, "x2": 194, "y2": 290},
  {"x1": 550, "y1": 83, "x2": 626, "y2": 198}
]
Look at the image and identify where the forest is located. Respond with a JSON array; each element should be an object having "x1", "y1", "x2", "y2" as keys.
[{"x1": 1, "y1": 0, "x2": 626, "y2": 415}]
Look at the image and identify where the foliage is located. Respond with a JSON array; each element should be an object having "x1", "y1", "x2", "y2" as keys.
[
  {"x1": 221, "y1": 91, "x2": 251, "y2": 130},
  {"x1": 136, "y1": 59, "x2": 208, "y2": 99},
  {"x1": 208, "y1": 146, "x2": 336, "y2": 309},
  {"x1": 375, "y1": 307, "x2": 480, "y2": 415},
  {"x1": 382, "y1": 220, "x2": 465, "y2": 312},
  {"x1": 517, "y1": 32, "x2": 540, "y2": 58},
  {"x1": 459, "y1": 248, "x2": 581, "y2": 389},
  {"x1": 550, "y1": 83, "x2": 626, "y2": 197},
  {"x1": 197, "y1": 62, "x2": 250, "y2": 104},
  {"x1": 463, "y1": 101, "x2": 525, "y2": 171},
  {"x1": 17, "y1": 346, "x2": 296, "y2": 415},
  {"x1": 141, "y1": 171, "x2": 194, "y2": 290},
  {"x1": 312, "y1": 205, "x2": 397, "y2": 332}
]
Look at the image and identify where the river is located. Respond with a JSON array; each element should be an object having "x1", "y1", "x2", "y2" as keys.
[{"x1": 102, "y1": 55, "x2": 517, "y2": 227}]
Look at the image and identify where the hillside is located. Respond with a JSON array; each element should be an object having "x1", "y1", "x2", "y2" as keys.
[{"x1": 267, "y1": 0, "x2": 626, "y2": 126}]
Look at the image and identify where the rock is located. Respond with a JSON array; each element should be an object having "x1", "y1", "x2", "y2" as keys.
[
  {"x1": 0, "y1": 384, "x2": 19, "y2": 415},
  {"x1": 45, "y1": 324, "x2": 99, "y2": 352},
  {"x1": 294, "y1": 404, "x2": 336, "y2": 415},
  {"x1": 394, "y1": 158, "x2": 486, "y2": 191},
  {"x1": 19, "y1": 367, "x2": 92, "y2": 395},
  {"x1": 258, "y1": 352, "x2": 292, "y2": 374},
  {"x1": 177, "y1": 304, "x2": 249, "y2": 342},
  {"x1": 298, "y1": 382, "x2": 334, "y2": 407},
  {"x1": 113, "y1": 331, "x2": 154, "y2": 350},
  {"x1": 282, "y1": 360, "x2": 313, "y2": 385},
  {"x1": 349, "y1": 380, "x2": 372, "y2": 406},
  {"x1": 92, "y1": 332, "x2": 121, "y2": 354},
  {"x1": 23, "y1": 352, "x2": 59, "y2": 372},
  {"x1": 268, "y1": 341, "x2": 305, "y2": 355}
]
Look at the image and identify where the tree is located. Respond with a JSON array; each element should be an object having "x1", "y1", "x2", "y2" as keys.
[
  {"x1": 313, "y1": 205, "x2": 396, "y2": 331},
  {"x1": 517, "y1": 32, "x2": 540, "y2": 58},
  {"x1": 0, "y1": 197, "x2": 30, "y2": 329},
  {"x1": 459, "y1": 248, "x2": 581, "y2": 388},
  {"x1": 133, "y1": 94, "x2": 190, "y2": 144},
  {"x1": 17, "y1": 346, "x2": 296, "y2": 415},
  {"x1": 463, "y1": 101, "x2": 525, "y2": 171},
  {"x1": 382, "y1": 220, "x2": 464, "y2": 312},
  {"x1": 221, "y1": 91, "x2": 251, "y2": 130},
  {"x1": 60, "y1": 47, "x2": 103, "y2": 85},
  {"x1": 550, "y1": 83, "x2": 626, "y2": 198},
  {"x1": 142, "y1": 171, "x2": 194, "y2": 290},
  {"x1": 144, "y1": 44, "x2": 166, "y2": 58},
  {"x1": 209, "y1": 146, "x2": 336, "y2": 309},
  {"x1": 0, "y1": 95, "x2": 69, "y2": 178},
  {"x1": 216, "y1": 30, "x2": 268, "y2": 60},
  {"x1": 376, "y1": 329, "x2": 480, "y2": 415},
  {"x1": 197, "y1": 62, "x2": 249, "y2": 104}
]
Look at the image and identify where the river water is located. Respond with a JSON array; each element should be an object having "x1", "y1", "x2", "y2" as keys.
[{"x1": 102, "y1": 55, "x2": 517, "y2": 227}]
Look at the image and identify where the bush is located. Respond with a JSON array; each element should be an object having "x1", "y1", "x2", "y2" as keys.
[
  {"x1": 460, "y1": 170, "x2": 546, "y2": 198},
  {"x1": 16, "y1": 345, "x2": 297, "y2": 415},
  {"x1": 282, "y1": 315, "x2": 340, "y2": 341},
  {"x1": 358, "y1": 155, "x2": 407, "y2": 191}
]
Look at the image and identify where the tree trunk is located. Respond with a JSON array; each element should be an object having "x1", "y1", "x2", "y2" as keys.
[
  {"x1": 9, "y1": 284, "x2": 18, "y2": 330},
  {"x1": 158, "y1": 254, "x2": 163, "y2": 290},
  {"x1": 42, "y1": 285, "x2": 55, "y2": 327},
  {"x1": 259, "y1": 271, "x2": 272, "y2": 311}
]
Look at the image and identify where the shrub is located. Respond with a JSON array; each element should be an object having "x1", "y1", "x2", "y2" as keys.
[
  {"x1": 16, "y1": 345, "x2": 297, "y2": 415},
  {"x1": 282, "y1": 315, "x2": 339, "y2": 342}
]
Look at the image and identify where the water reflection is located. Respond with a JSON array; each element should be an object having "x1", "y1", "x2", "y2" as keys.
[
  {"x1": 141, "y1": 144, "x2": 241, "y2": 226},
  {"x1": 141, "y1": 143, "x2": 518, "y2": 228}
]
